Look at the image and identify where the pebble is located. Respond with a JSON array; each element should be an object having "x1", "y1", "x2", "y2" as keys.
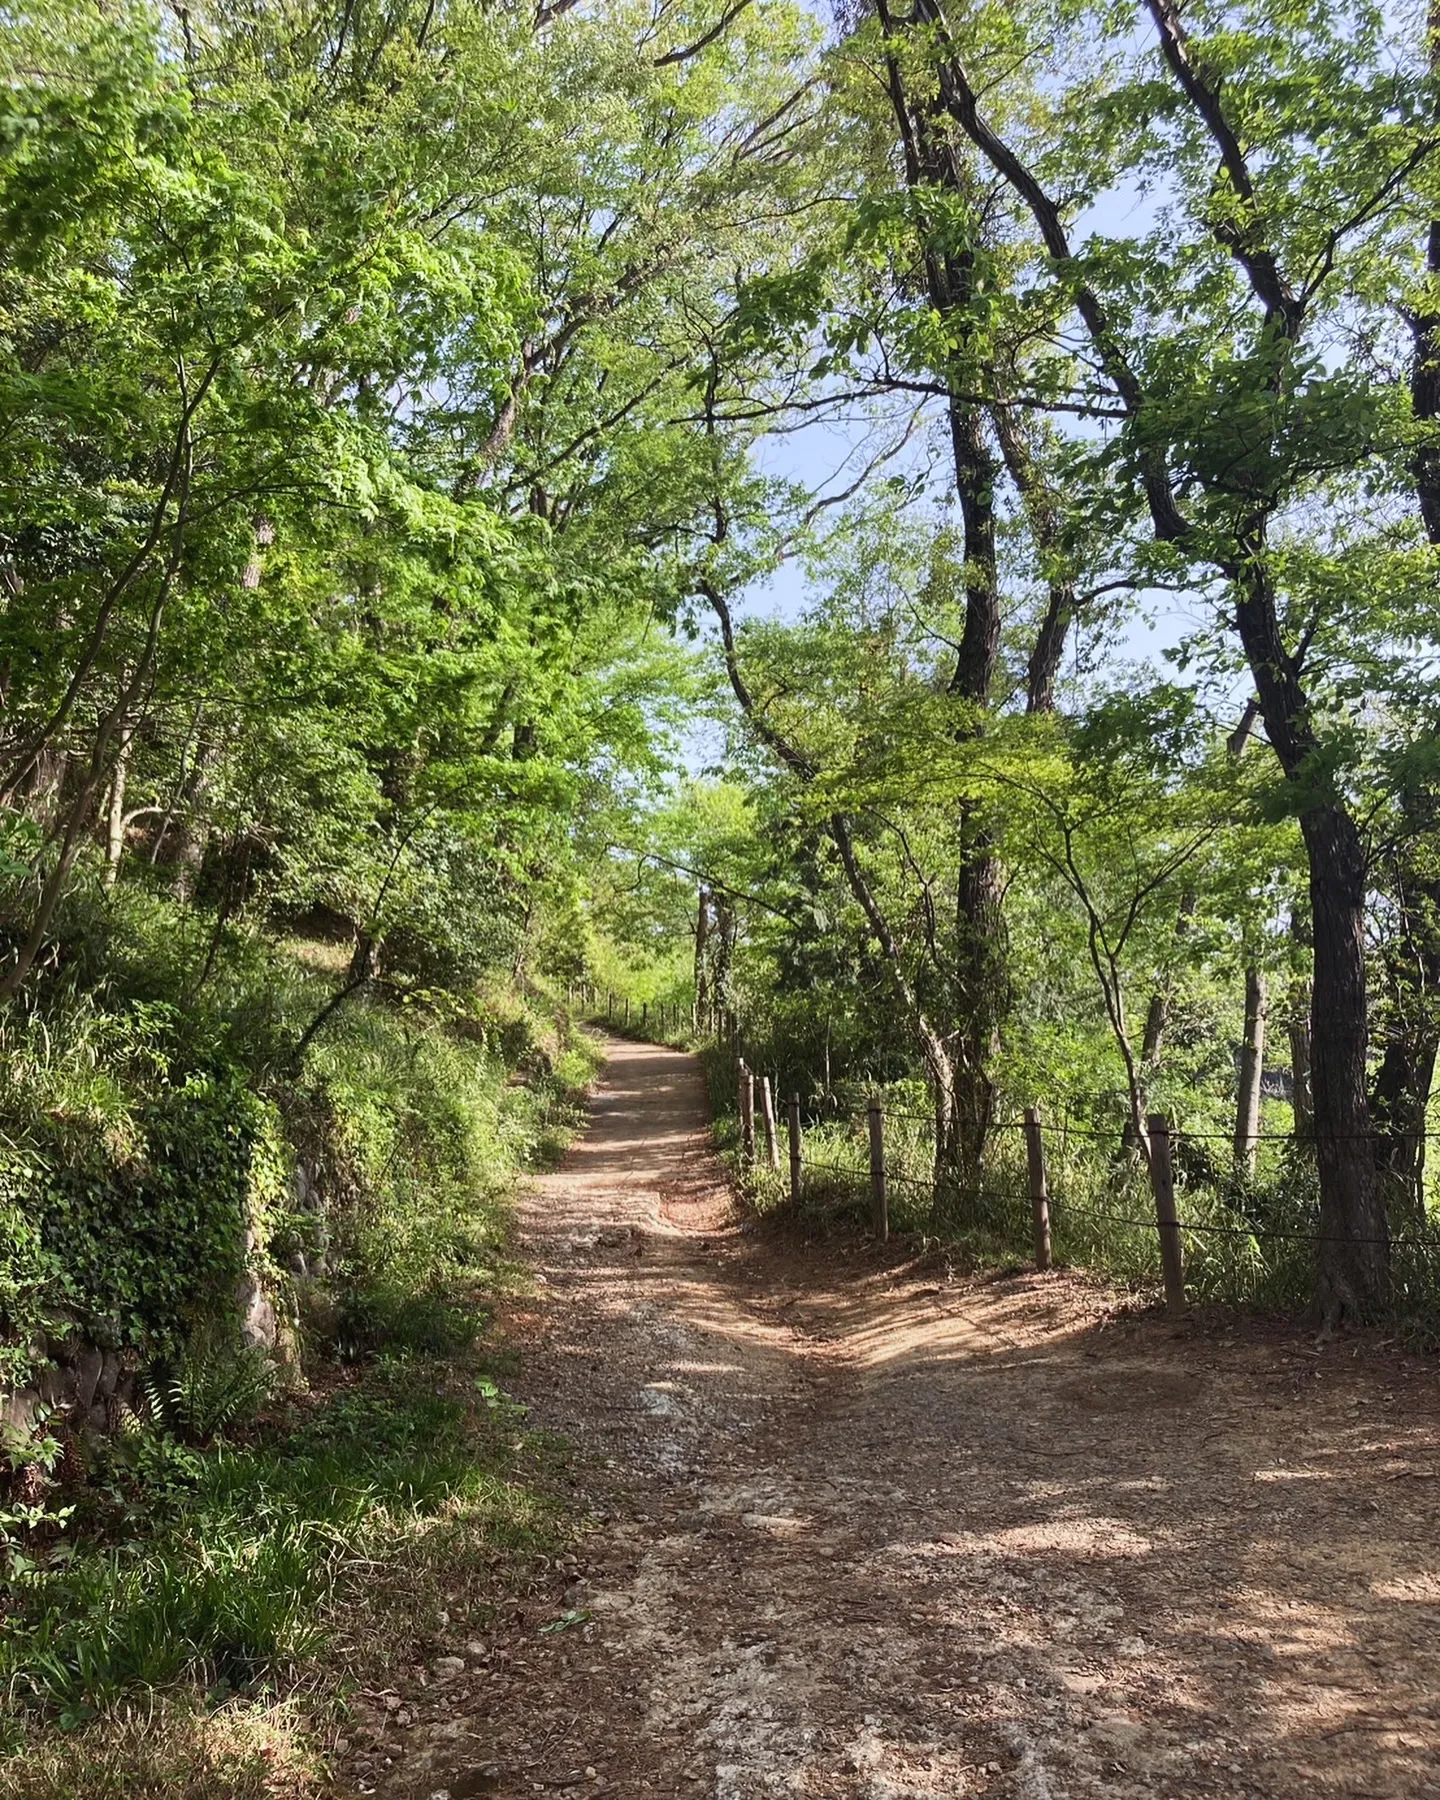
[{"x1": 434, "y1": 1655, "x2": 467, "y2": 1681}]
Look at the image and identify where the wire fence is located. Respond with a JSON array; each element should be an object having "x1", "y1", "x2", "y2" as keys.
[
  {"x1": 717, "y1": 1048, "x2": 1440, "y2": 1310},
  {"x1": 569, "y1": 985, "x2": 1440, "y2": 1302}
]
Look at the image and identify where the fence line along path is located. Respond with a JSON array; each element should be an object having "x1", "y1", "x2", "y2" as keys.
[{"x1": 376, "y1": 1031, "x2": 1440, "y2": 1800}]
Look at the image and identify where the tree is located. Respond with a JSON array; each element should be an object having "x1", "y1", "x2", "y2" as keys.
[{"x1": 868, "y1": 0, "x2": 1439, "y2": 1318}]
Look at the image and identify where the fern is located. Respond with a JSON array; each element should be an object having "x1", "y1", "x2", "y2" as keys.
[{"x1": 144, "y1": 1343, "x2": 275, "y2": 1443}]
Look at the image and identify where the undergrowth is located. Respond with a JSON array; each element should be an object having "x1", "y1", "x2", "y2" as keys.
[
  {"x1": 703, "y1": 1042, "x2": 1440, "y2": 1333},
  {"x1": 0, "y1": 1351, "x2": 568, "y2": 1787},
  {"x1": 0, "y1": 876, "x2": 602, "y2": 1791}
]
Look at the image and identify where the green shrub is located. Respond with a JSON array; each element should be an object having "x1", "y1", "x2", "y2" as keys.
[
  {"x1": 143, "y1": 1337, "x2": 277, "y2": 1443},
  {"x1": 0, "y1": 1359, "x2": 560, "y2": 1721},
  {"x1": 326, "y1": 1286, "x2": 478, "y2": 1361},
  {"x1": 0, "y1": 1075, "x2": 285, "y2": 1363}
]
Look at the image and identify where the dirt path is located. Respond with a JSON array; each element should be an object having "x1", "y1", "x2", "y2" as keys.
[{"x1": 381, "y1": 1038, "x2": 1440, "y2": 1800}]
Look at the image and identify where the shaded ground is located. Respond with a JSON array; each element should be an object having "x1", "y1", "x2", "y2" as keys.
[{"x1": 362, "y1": 1038, "x2": 1440, "y2": 1800}]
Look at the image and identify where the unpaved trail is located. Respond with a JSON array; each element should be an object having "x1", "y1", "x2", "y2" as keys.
[{"x1": 380, "y1": 1039, "x2": 1440, "y2": 1800}]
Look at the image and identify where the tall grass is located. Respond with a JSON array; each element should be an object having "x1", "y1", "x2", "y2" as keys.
[{"x1": 0, "y1": 1364, "x2": 561, "y2": 1724}]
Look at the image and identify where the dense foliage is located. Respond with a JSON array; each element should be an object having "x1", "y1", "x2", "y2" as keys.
[
  {"x1": 582, "y1": 0, "x2": 1440, "y2": 1329},
  {"x1": 2, "y1": 0, "x2": 1440, "y2": 1780}
]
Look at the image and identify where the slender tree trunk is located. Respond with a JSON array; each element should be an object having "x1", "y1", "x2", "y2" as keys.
[
  {"x1": 1233, "y1": 967, "x2": 1267, "y2": 1174},
  {"x1": 711, "y1": 894, "x2": 735, "y2": 1019},
  {"x1": 1286, "y1": 908, "x2": 1315, "y2": 1149},
  {"x1": 1289, "y1": 997, "x2": 1314, "y2": 1146},
  {"x1": 693, "y1": 886, "x2": 711, "y2": 1031},
  {"x1": 22, "y1": 747, "x2": 67, "y2": 832},
  {"x1": 939, "y1": 221, "x2": 1005, "y2": 1206},
  {"x1": 150, "y1": 698, "x2": 203, "y2": 865},
  {"x1": 167, "y1": 727, "x2": 219, "y2": 899},
  {"x1": 103, "y1": 726, "x2": 133, "y2": 889},
  {"x1": 990, "y1": 404, "x2": 1077, "y2": 716},
  {"x1": 1141, "y1": 992, "x2": 1166, "y2": 1064},
  {"x1": 1, "y1": 585, "x2": 173, "y2": 1003},
  {"x1": 2, "y1": 715, "x2": 134, "y2": 1001},
  {"x1": 945, "y1": 396, "x2": 1004, "y2": 1191},
  {"x1": 285, "y1": 932, "x2": 381, "y2": 1073},
  {"x1": 1120, "y1": 890, "x2": 1195, "y2": 1156},
  {"x1": 1225, "y1": 703, "x2": 1267, "y2": 1174},
  {"x1": 1228, "y1": 546, "x2": 1387, "y2": 1319},
  {"x1": 950, "y1": 822, "x2": 1003, "y2": 1198}
]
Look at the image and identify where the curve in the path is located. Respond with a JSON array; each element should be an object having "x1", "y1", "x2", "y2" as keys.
[{"x1": 385, "y1": 1037, "x2": 1440, "y2": 1800}]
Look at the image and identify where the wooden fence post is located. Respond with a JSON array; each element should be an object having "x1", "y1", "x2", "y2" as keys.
[
  {"x1": 1023, "y1": 1106, "x2": 1052, "y2": 1271},
  {"x1": 760, "y1": 1076, "x2": 780, "y2": 1171},
  {"x1": 607, "y1": 990, "x2": 614, "y2": 1021},
  {"x1": 739, "y1": 1059, "x2": 756, "y2": 1164},
  {"x1": 788, "y1": 1093, "x2": 802, "y2": 1205},
  {"x1": 1147, "y1": 1112, "x2": 1186, "y2": 1317},
  {"x1": 642, "y1": 1000, "x2": 648, "y2": 1034},
  {"x1": 867, "y1": 1097, "x2": 888, "y2": 1243}
]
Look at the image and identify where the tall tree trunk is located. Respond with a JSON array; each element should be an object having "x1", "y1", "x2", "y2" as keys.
[
  {"x1": 946, "y1": 819, "x2": 1003, "y2": 1208},
  {"x1": 103, "y1": 726, "x2": 133, "y2": 890},
  {"x1": 945, "y1": 404, "x2": 1005, "y2": 1205},
  {"x1": 711, "y1": 893, "x2": 735, "y2": 1019},
  {"x1": 1233, "y1": 967, "x2": 1267, "y2": 1174},
  {"x1": 1227, "y1": 702, "x2": 1266, "y2": 1174},
  {"x1": 874, "y1": 0, "x2": 1008, "y2": 1211},
  {"x1": 693, "y1": 886, "x2": 711, "y2": 1031},
  {"x1": 1368, "y1": 822, "x2": 1440, "y2": 1227},
  {"x1": 1302, "y1": 805, "x2": 1389, "y2": 1318},
  {"x1": 1231, "y1": 550, "x2": 1388, "y2": 1320}
]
